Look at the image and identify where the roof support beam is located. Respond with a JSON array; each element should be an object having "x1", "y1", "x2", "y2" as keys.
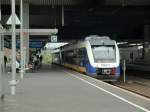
[{"x1": 0, "y1": 28, "x2": 58, "y2": 35}]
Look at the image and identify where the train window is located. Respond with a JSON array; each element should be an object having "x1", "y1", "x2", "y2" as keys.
[
  {"x1": 77, "y1": 48, "x2": 85, "y2": 58},
  {"x1": 62, "y1": 50, "x2": 76, "y2": 64},
  {"x1": 91, "y1": 45, "x2": 116, "y2": 63},
  {"x1": 67, "y1": 51, "x2": 74, "y2": 57}
]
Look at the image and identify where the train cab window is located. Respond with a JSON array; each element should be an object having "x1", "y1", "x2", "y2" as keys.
[{"x1": 91, "y1": 45, "x2": 116, "y2": 63}]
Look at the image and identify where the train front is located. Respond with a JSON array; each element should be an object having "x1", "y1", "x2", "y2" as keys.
[{"x1": 85, "y1": 36, "x2": 120, "y2": 80}]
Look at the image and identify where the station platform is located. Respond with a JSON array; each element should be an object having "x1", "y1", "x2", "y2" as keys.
[{"x1": 0, "y1": 64, "x2": 150, "y2": 112}]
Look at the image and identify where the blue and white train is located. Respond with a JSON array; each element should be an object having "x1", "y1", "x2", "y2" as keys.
[{"x1": 52, "y1": 35, "x2": 121, "y2": 80}]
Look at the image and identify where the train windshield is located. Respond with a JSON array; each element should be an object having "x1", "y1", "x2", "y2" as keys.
[{"x1": 91, "y1": 45, "x2": 116, "y2": 63}]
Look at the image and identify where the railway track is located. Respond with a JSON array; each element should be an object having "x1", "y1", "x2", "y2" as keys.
[
  {"x1": 88, "y1": 70, "x2": 150, "y2": 98},
  {"x1": 110, "y1": 71, "x2": 150, "y2": 98},
  {"x1": 112, "y1": 81, "x2": 150, "y2": 98}
]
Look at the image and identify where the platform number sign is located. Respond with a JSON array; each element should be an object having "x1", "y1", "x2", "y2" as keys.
[{"x1": 51, "y1": 35, "x2": 57, "y2": 43}]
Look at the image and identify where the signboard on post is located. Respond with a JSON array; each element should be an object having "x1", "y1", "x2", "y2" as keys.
[
  {"x1": 51, "y1": 35, "x2": 57, "y2": 43},
  {"x1": 6, "y1": 14, "x2": 21, "y2": 25}
]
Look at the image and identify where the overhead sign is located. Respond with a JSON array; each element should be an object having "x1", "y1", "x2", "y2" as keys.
[
  {"x1": 51, "y1": 35, "x2": 57, "y2": 43},
  {"x1": 6, "y1": 14, "x2": 21, "y2": 25},
  {"x1": 16, "y1": 41, "x2": 43, "y2": 49},
  {"x1": 29, "y1": 42, "x2": 43, "y2": 48}
]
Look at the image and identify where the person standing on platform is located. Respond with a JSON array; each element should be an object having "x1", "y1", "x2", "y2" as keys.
[
  {"x1": 16, "y1": 60, "x2": 20, "y2": 73},
  {"x1": 40, "y1": 55, "x2": 43, "y2": 68},
  {"x1": 4, "y1": 56, "x2": 7, "y2": 68}
]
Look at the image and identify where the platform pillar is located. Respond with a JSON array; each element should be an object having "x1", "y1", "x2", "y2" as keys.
[
  {"x1": 11, "y1": 0, "x2": 17, "y2": 95},
  {"x1": 23, "y1": 2, "x2": 29, "y2": 64},
  {"x1": 143, "y1": 24, "x2": 150, "y2": 59},
  {"x1": 0, "y1": 2, "x2": 5, "y2": 99}
]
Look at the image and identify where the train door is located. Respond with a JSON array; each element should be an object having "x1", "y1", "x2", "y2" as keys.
[{"x1": 0, "y1": 24, "x2": 5, "y2": 99}]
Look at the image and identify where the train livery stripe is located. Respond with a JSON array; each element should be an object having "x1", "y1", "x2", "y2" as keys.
[
  {"x1": 62, "y1": 63, "x2": 86, "y2": 73},
  {"x1": 78, "y1": 66, "x2": 86, "y2": 73}
]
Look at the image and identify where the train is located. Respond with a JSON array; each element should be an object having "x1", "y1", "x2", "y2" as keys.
[{"x1": 52, "y1": 35, "x2": 121, "y2": 81}]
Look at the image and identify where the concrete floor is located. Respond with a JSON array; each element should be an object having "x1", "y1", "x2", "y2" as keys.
[{"x1": 0, "y1": 64, "x2": 150, "y2": 112}]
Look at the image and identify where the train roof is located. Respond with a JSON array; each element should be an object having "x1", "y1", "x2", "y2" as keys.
[
  {"x1": 85, "y1": 35, "x2": 116, "y2": 45},
  {"x1": 85, "y1": 35, "x2": 110, "y2": 41},
  {"x1": 60, "y1": 35, "x2": 116, "y2": 51}
]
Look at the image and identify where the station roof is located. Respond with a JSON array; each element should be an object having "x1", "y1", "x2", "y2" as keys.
[
  {"x1": 0, "y1": 29, "x2": 58, "y2": 36},
  {"x1": 1, "y1": 0, "x2": 82, "y2": 5},
  {"x1": 1, "y1": 0, "x2": 150, "y2": 6},
  {"x1": 1, "y1": 0, "x2": 150, "y2": 49}
]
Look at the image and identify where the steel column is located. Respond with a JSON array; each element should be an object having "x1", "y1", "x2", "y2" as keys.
[
  {"x1": 20, "y1": 0, "x2": 24, "y2": 78},
  {"x1": 0, "y1": 2, "x2": 4, "y2": 99},
  {"x1": 23, "y1": 3, "x2": 29, "y2": 64},
  {"x1": 62, "y1": 6, "x2": 64, "y2": 26},
  {"x1": 11, "y1": 0, "x2": 17, "y2": 95}
]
